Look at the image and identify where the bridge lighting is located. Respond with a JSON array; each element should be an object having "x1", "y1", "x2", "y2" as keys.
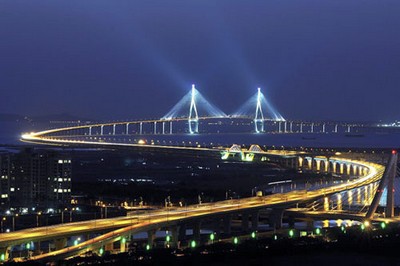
[
  {"x1": 363, "y1": 221, "x2": 370, "y2": 227},
  {"x1": 251, "y1": 231, "x2": 256, "y2": 239},
  {"x1": 380, "y1": 222, "x2": 387, "y2": 229},
  {"x1": 315, "y1": 228, "x2": 321, "y2": 235},
  {"x1": 190, "y1": 240, "x2": 196, "y2": 248},
  {"x1": 289, "y1": 229, "x2": 294, "y2": 238},
  {"x1": 209, "y1": 233, "x2": 215, "y2": 241},
  {"x1": 99, "y1": 247, "x2": 104, "y2": 255},
  {"x1": 233, "y1": 237, "x2": 239, "y2": 245}
]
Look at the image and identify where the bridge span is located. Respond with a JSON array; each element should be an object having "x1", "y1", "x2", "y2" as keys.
[{"x1": 0, "y1": 150, "x2": 392, "y2": 263}]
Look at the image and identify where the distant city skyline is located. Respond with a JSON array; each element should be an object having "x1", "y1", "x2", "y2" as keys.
[{"x1": 1, "y1": 1, "x2": 399, "y2": 121}]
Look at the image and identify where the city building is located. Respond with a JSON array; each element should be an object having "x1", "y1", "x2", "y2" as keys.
[{"x1": 0, "y1": 148, "x2": 72, "y2": 210}]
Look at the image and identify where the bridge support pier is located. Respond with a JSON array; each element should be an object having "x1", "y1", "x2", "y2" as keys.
[
  {"x1": 126, "y1": 123, "x2": 129, "y2": 135},
  {"x1": 169, "y1": 121, "x2": 173, "y2": 134},
  {"x1": 120, "y1": 238, "x2": 127, "y2": 253},
  {"x1": 193, "y1": 221, "x2": 201, "y2": 242},
  {"x1": 223, "y1": 215, "x2": 232, "y2": 235},
  {"x1": 0, "y1": 246, "x2": 11, "y2": 261},
  {"x1": 147, "y1": 229, "x2": 157, "y2": 248},
  {"x1": 178, "y1": 224, "x2": 186, "y2": 242},
  {"x1": 251, "y1": 211, "x2": 259, "y2": 231},
  {"x1": 269, "y1": 209, "x2": 284, "y2": 229},
  {"x1": 139, "y1": 122, "x2": 143, "y2": 134},
  {"x1": 366, "y1": 152, "x2": 398, "y2": 219},
  {"x1": 105, "y1": 242, "x2": 113, "y2": 252},
  {"x1": 241, "y1": 212, "x2": 250, "y2": 232},
  {"x1": 54, "y1": 238, "x2": 67, "y2": 250},
  {"x1": 306, "y1": 220, "x2": 314, "y2": 230},
  {"x1": 169, "y1": 226, "x2": 179, "y2": 248}
]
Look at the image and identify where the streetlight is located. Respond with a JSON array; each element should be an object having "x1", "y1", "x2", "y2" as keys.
[
  {"x1": 0, "y1": 217, "x2": 5, "y2": 233},
  {"x1": 36, "y1": 212, "x2": 42, "y2": 227},
  {"x1": 12, "y1": 214, "x2": 18, "y2": 231}
]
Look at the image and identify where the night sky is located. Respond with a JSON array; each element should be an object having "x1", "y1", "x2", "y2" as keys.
[{"x1": 1, "y1": 0, "x2": 399, "y2": 121}]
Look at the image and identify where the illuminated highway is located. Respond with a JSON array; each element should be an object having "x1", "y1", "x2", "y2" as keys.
[{"x1": 0, "y1": 156, "x2": 386, "y2": 262}]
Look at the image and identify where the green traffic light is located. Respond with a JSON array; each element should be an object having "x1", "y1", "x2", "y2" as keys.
[
  {"x1": 1, "y1": 253, "x2": 5, "y2": 261},
  {"x1": 289, "y1": 229, "x2": 294, "y2": 237},
  {"x1": 26, "y1": 243, "x2": 31, "y2": 249},
  {"x1": 146, "y1": 244, "x2": 150, "y2": 251},
  {"x1": 191, "y1": 240, "x2": 196, "y2": 248},
  {"x1": 166, "y1": 235, "x2": 171, "y2": 242},
  {"x1": 74, "y1": 240, "x2": 78, "y2": 246},
  {"x1": 251, "y1": 231, "x2": 256, "y2": 239},
  {"x1": 274, "y1": 235, "x2": 278, "y2": 240},
  {"x1": 99, "y1": 247, "x2": 104, "y2": 255},
  {"x1": 360, "y1": 224, "x2": 365, "y2": 231},
  {"x1": 121, "y1": 237, "x2": 126, "y2": 244},
  {"x1": 315, "y1": 228, "x2": 321, "y2": 235},
  {"x1": 233, "y1": 237, "x2": 239, "y2": 245}
]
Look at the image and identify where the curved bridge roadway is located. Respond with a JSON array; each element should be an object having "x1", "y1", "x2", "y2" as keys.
[{"x1": 0, "y1": 155, "x2": 386, "y2": 262}]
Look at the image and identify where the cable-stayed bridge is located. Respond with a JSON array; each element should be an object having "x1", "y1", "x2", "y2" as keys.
[{"x1": 21, "y1": 85, "x2": 380, "y2": 147}]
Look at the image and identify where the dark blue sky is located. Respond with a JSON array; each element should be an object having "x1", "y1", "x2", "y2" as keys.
[{"x1": 1, "y1": 0, "x2": 399, "y2": 121}]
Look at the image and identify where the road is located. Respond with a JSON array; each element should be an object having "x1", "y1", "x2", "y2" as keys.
[{"x1": 0, "y1": 156, "x2": 385, "y2": 262}]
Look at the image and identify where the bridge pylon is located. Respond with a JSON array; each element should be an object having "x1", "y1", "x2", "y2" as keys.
[
  {"x1": 188, "y1": 84, "x2": 199, "y2": 134},
  {"x1": 365, "y1": 150, "x2": 398, "y2": 219},
  {"x1": 254, "y1": 88, "x2": 264, "y2": 133}
]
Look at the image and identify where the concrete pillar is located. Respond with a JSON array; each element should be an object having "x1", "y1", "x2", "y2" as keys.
[
  {"x1": 193, "y1": 221, "x2": 201, "y2": 242},
  {"x1": 100, "y1": 125, "x2": 104, "y2": 135},
  {"x1": 322, "y1": 123, "x2": 326, "y2": 133},
  {"x1": 112, "y1": 124, "x2": 116, "y2": 135},
  {"x1": 241, "y1": 213, "x2": 250, "y2": 232},
  {"x1": 126, "y1": 123, "x2": 129, "y2": 135},
  {"x1": 223, "y1": 214, "x2": 232, "y2": 235},
  {"x1": 251, "y1": 211, "x2": 259, "y2": 231},
  {"x1": 154, "y1": 121, "x2": 157, "y2": 134},
  {"x1": 162, "y1": 122, "x2": 165, "y2": 134},
  {"x1": 334, "y1": 124, "x2": 338, "y2": 133},
  {"x1": 89, "y1": 127, "x2": 92, "y2": 136},
  {"x1": 311, "y1": 123, "x2": 314, "y2": 133},
  {"x1": 287, "y1": 216, "x2": 295, "y2": 228},
  {"x1": 170, "y1": 226, "x2": 179, "y2": 248},
  {"x1": 284, "y1": 121, "x2": 287, "y2": 133},
  {"x1": 178, "y1": 224, "x2": 186, "y2": 241},
  {"x1": 120, "y1": 237, "x2": 128, "y2": 253},
  {"x1": 278, "y1": 121, "x2": 282, "y2": 133},
  {"x1": 347, "y1": 125, "x2": 351, "y2": 133},
  {"x1": 139, "y1": 122, "x2": 143, "y2": 134},
  {"x1": 147, "y1": 229, "x2": 157, "y2": 247},
  {"x1": 306, "y1": 220, "x2": 314, "y2": 230},
  {"x1": 213, "y1": 218, "x2": 221, "y2": 236},
  {"x1": 105, "y1": 242, "x2": 113, "y2": 252},
  {"x1": 290, "y1": 121, "x2": 293, "y2": 133},
  {"x1": 300, "y1": 123, "x2": 303, "y2": 133},
  {"x1": 169, "y1": 121, "x2": 173, "y2": 134},
  {"x1": 0, "y1": 246, "x2": 11, "y2": 261},
  {"x1": 54, "y1": 238, "x2": 67, "y2": 250},
  {"x1": 269, "y1": 209, "x2": 284, "y2": 229},
  {"x1": 326, "y1": 158, "x2": 330, "y2": 172},
  {"x1": 386, "y1": 157, "x2": 396, "y2": 218}
]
